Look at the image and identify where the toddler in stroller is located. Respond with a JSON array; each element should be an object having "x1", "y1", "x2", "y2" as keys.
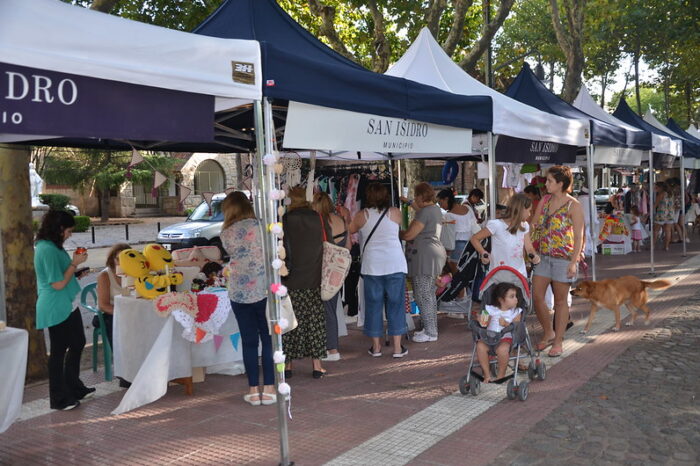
[{"x1": 459, "y1": 265, "x2": 546, "y2": 401}]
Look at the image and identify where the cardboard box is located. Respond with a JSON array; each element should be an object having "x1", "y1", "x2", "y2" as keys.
[{"x1": 602, "y1": 243, "x2": 626, "y2": 255}]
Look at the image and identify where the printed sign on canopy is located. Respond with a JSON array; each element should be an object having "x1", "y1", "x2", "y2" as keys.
[
  {"x1": 495, "y1": 135, "x2": 577, "y2": 164},
  {"x1": 283, "y1": 101, "x2": 472, "y2": 154},
  {"x1": 1, "y1": 62, "x2": 214, "y2": 142}
]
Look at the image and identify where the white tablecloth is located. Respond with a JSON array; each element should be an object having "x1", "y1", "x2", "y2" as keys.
[
  {"x1": 0, "y1": 327, "x2": 28, "y2": 433},
  {"x1": 112, "y1": 292, "x2": 243, "y2": 414}
]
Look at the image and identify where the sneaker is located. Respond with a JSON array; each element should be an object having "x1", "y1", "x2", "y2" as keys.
[
  {"x1": 392, "y1": 345, "x2": 409, "y2": 358},
  {"x1": 53, "y1": 400, "x2": 80, "y2": 411},
  {"x1": 412, "y1": 332, "x2": 438, "y2": 343},
  {"x1": 368, "y1": 347, "x2": 382, "y2": 357},
  {"x1": 322, "y1": 352, "x2": 341, "y2": 362},
  {"x1": 77, "y1": 387, "x2": 96, "y2": 400}
]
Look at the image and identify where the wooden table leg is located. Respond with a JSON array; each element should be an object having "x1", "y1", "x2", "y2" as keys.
[{"x1": 170, "y1": 376, "x2": 194, "y2": 396}]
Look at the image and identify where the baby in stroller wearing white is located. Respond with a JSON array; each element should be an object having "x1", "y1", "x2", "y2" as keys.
[{"x1": 475, "y1": 282, "x2": 522, "y2": 383}]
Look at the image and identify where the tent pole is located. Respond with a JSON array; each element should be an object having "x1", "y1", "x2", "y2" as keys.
[
  {"x1": 649, "y1": 151, "x2": 655, "y2": 274},
  {"x1": 680, "y1": 155, "x2": 686, "y2": 256},
  {"x1": 389, "y1": 159, "x2": 396, "y2": 206},
  {"x1": 397, "y1": 159, "x2": 402, "y2": 198},
  {"x1": 258, "y1": 98, "x2": 292, "y2": 466},
  {"x1": 487, "y1": 132, "x2": 496, "y2": 220},
  {"x1": 586, "y1": 145, "x2": 597, "y2": 281}
]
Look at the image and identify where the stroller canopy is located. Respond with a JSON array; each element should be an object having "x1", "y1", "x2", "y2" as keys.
[{"x1": 479, "y1": 266, "x2": 530, "y2": 309}]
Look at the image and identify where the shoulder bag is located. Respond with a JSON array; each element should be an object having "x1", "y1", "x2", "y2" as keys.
[{"x1": 319, "y1": 214, "x2": 353, "y2": 301}]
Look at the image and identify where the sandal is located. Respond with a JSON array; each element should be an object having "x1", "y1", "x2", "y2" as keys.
[
  {"x1": 535, "y1": 339, "x2": 554, "y2": 352},
  {"x1": 260, "y1": 393, "x2": 277, "y2": 405},
  {"x1": 312, "y1": 369, "x2": 327, "y2": 379},
  {"x1": 243, "y1": 393, "x2": 261, "y2": 406},
  {"x1": 548, "y1": 347, "x2": 563, "y2": 358}
]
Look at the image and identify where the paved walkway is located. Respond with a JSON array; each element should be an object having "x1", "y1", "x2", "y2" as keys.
[
  {"x1": 63, "y1": 216, "x2": 183, "y2": 250},
  {"x1": 2, "y1": 240, "x2": 699, "y2": 465}
]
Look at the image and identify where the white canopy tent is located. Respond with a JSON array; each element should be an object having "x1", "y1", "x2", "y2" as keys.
[
  {"x1": 687, "y1": 125, "x2": 700, "y2": 138},
  {"x1": 573, "y1": 87, "x2": 647, "y2": 166},
  {"x1": 0, "y1": 0, "x2": 262, "y2": 115}
]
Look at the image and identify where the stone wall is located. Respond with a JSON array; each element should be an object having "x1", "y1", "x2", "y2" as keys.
[{"x1": 179, "y1": 153, "x2": 239, "y2": 210}]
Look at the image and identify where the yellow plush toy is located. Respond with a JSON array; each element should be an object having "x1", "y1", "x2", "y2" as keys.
[
  {"x1": 143, "y1": 244, "x2": 174, "y2": 271},
  {"x1": 118, "y1": 248, "x2": 182, "y2": 299}
]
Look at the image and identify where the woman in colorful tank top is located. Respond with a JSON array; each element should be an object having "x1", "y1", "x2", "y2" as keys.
[
  {"x1": 652, "y1": 181, "x2": 675, "y2": 251},
  {"x1": 531, "y1": 166, "x2": 584, "y2": 358}
]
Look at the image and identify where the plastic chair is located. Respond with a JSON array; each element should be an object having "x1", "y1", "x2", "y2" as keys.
[{"x1": 80, "y1": 283, "x2": 113, "y2": 381}]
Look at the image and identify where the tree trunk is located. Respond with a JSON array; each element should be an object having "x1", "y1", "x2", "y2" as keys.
[
  {"x1": 99, "y1": 187, "x2": 110, "y2": 222},
  {"x1": 424, "y1": 0, "x2": 447, "y2": 38},
  {"x1": 442, "y1": 0, "x2": 474, "y2": 57},
  {"x1": 686, "y1": 81, "x2": 692, "y2": 125},
  {"x1": 600, "y1": 73, "x2": 608, "y2": 108},
  {"x1": 549, "y1": 61, "x2": 555, "y2": 92},
  {"x1": 0, "y1": 145, "x2": 48, "y2": 382},
  {"x1": 662, "y1": 72, "x2": 670, "y2": 120},
  {"x1": 90, "y1": 0, "x2": 121, "y2": 13},
  {"x1": 458, "y1": 0, "x2": 516, "y2": 73},
  {"x1": 633, "y1": 48, "x2": 641, "y2": 114},
  {"x1": 367, "y1": 0, "x2": 391, "y2": 73},
  {"x1": 307, "y1": 0, "x2": 357, "y2": 62},
  {"x1": 549, "y1": 0, "x2": 587, "y2": 103}
]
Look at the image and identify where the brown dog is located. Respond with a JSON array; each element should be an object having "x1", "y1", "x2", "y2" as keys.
[{"x1": 570, "y1": 276, "x2": 671, "y2": 332}]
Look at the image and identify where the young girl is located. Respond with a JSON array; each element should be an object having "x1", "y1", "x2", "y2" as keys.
[
  {"x1": 470, "y1": 193, "x2": 541, "y2": 276},
  {"x1": 630, "y1": 206, "x2": 643, "y2": 252},
  {"x1": 475, "y1": 282, "x2": 522, "y2": 383}
]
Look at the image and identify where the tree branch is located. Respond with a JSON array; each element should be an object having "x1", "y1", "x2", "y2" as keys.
[
  {"x1": 424, "y1": 0, "x2": 448, "y2": 38},
  {"x1": 442, "y1": 0, "x2": 474, "y2": 57},
  {"x1": 90, "y1": 0, "x2": 121, "y2": 13},
  {"x1": 366, "y1": 0, "x2": 392, "y2": 72},
  {"x1": 307, "y1": 0, "x2": 357, "y2": 62},
  {"x1": 549, "y1": 0, "x2": 572, "y2": 56},
  {"x1": 458, "y1": 0, "x2": 515, "y2": 72}
]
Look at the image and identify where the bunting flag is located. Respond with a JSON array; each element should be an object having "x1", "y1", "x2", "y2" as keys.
[
  {"x1": 213, "y1": 334, "x2": 224, "y2": 352},
  {"x1": 178, "y1": 184, "x2": 192, "y2": 204},
  {"x1": 129, "y1": 148, "x2": 144, "y2": 167},
  {"x1": 195, "y1": 327, "x2": 206, "y2": 344},
  {"x1": 224, "y1": 187, "x2": 236, "y2": 195},
  {"x1": 202, "y1": 191, "x2": 214, "y2": 214},
  {"x1": 153, "y1": 170, "x2": 167, "y2": 189},
  {"x1": 229, "y1": 332, "x2": 241, "y2": 351}
]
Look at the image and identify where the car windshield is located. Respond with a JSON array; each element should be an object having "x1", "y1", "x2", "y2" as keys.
[
  {"x1": 188, "y1": 200, "x2": 223, "y2": 222},
  {"x1": 594, "y1": 189, "x2": 610, "y2": 196}
]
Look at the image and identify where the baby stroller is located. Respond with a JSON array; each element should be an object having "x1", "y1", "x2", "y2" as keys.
[
  {"x1": 458, "y1": 264, "x2": 546, "y2": 401},
  {"x1": 437, "y1": 238, "x2": 490, "y2": 316}
]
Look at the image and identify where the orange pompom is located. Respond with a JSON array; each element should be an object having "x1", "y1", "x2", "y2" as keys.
[{"x1": 274, "y1": 324, "x2": 282, "y2": 334}]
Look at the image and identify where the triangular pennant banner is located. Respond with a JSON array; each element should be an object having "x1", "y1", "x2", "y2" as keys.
[
  {"x1": 153, "y1": 171, "x2": 167, "y2": 190},
  {"x1": 224, "y1": 187, "x2": 236, "y2": 195},
  {"x1": 179, "y1": 184, "x2": 192, "y2": 203},
  {"x1": 213, "y1": 334, "x2": 224, "y2": 352},
  {"x1": 229, "y1": 332, "x2": 241, "y2": 351},
  {"x1": 129, "y1": 148, "x2": 144, "y2": 167},
  {"x1": 195, "y1": 327, "x2": 206, "y2": 343},
  {"x1": 202, "y1": 192, "x2": 214, "y2": 207}
]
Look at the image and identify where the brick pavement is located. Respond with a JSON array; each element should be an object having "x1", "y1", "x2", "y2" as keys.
[{"x1": 1, "y1": 240, "x2": 699, "y2": 465}]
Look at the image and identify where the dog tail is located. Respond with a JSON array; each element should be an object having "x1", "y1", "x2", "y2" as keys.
[{"x1": 641, "y1": 279, "x2": 672, "y2": 290}]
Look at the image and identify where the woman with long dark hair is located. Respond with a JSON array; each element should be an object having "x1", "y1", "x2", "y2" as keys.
[{"x1": 35, "y1": 210, "x2": 94, "y2": 410}]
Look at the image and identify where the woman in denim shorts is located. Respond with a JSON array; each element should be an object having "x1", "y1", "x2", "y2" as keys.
[{"x1": 530, "y1": 166, "x2": 585, "y2": 358}]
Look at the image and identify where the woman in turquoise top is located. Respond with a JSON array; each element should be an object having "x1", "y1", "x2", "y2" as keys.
[{"x1": 35, "y1": 210, "x2": 94, "y2": 410}]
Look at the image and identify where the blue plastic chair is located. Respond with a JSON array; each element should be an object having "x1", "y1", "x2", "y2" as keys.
[{"x1": 80, "y1": 283, "x2": 113, "y2": 381}]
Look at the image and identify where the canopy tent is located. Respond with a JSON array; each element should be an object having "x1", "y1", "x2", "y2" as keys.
[
  {"x1": 687, "y1": 125, "x2": 700, "y2": 138},
  {"x1": 573, "y1": 86, "x2": 651, "y2": 165},
  {"x1": 643, "y1": 111, "x2": 700, "y2": 159},
  {"x1": 386, "y1": 28, "x2": 588, "y2": 150},
  {"x1": 612, "y1": 99, "x2": 681, "y2": 158},
  {"x1": 194, "y1": 0, "x2": 492, "y2": 155},
  {"x1": 0, "y1": 0, "x2": 262, "y2": 147},
  {"x1": 668, "y1": 119, "x2": 700, "y2": 169}
]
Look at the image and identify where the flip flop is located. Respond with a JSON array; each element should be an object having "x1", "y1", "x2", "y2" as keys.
[{"x1": 548, "y1": 347, "x2": 563, "y2": 358}]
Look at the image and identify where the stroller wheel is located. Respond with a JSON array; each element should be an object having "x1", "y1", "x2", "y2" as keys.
[
  {"x1": 506, "y1": 379, "x2": 516, "y2": 400},
  {"x1": 518, "y1": 381, "x2": 529, "y2": 401},
  {"x1": 527, "y1": 362, "x2": 536, "y2": 381},
  {"x1": 536, "y1": 362, "x2": 547, "y2": 381},
  {"x1": 470, "y1": 378, "x2": 481, "y2": 396},
  {"x1": 458, "y1": 376, "x2": 470, "y2": 395}
]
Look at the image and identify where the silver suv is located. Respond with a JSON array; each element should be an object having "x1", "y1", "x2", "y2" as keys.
[{"x1": 157, "y1": 193, "x2": 226, "y2": 255}]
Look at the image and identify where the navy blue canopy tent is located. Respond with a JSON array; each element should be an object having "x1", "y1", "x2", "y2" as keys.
[
  {"x1": 506, "y1": 64, "x2": 651, "y2": 150},
  {"x1": 194, "y1": 0, "x2": 492, "y2": 132},
  {"x1": 613, "y1": 98, "x2": 683, "y2": 160},
  {"x1": 665, "y1": 118, "x2": 700, "y2": 158}
]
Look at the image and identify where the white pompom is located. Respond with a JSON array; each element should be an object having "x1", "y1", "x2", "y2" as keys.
[
  {"x1": 275, "y1": 285, "x2": 288, "y2": 297},
  {"x1": 273, "y1": 350, "x2": 286, "y2": 364},
  {"x1": 278, "y1": 382, "x2": 291, "y2": 395},
  {"x1": 272, "y1": 259, "x2": 284, "y2": 270},
  {"x1": 278, "y1": 317, "x2": 289, "y2": 329},
  {"x1": 263, "y1": 153, "x2": 277, "y2": 166},
  {"x1": 270, "y1": 223, "x2": 283, "y2": 236}
]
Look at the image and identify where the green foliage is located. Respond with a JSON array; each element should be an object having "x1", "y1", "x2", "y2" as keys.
[
  {"x1": 38, "y1": 194, "x2": 70, "y2": 211},
  {"x1": 184, "y1": 208, "x2": 195, "y2": 217},
  {"x1": 73, "y1": 216, "x2": 91, "y2": 233},
  {"x1": 32, "y1": 219, "x2": 40, "y2": 234}
]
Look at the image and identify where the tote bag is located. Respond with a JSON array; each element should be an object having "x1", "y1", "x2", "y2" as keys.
[{"x1": 319, "y1": 214, "x2": 352, "y2": 301}]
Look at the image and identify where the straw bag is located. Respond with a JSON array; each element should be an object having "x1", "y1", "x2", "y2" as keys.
[{"x1": 319, "y1": 214, "x2": 352, "y2": 301}]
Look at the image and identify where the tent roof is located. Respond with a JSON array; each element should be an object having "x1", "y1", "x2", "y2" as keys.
[
  {"x1": 194, "y1": 0, "x2": 492, "y2": 131},
  {"x1": 0, "y1": 0, "x2": 261, "y2": 101},
  {"x1": 612, "y1": 99, "x2": 681, "y2": 156},
  {"x1": 506, "y1": 64, "x2": 644, "y2": 149},
  {"x1": 687, "y1": 124, "x2": 700, "y2": 138},
  {"x1": 643, "y1": 111, "x2": 700, "y2": 158},
  {"x1": 573, "y1": 86, "x2": 651, "y2": 150},
  {"x1": 668, "y1": 119, "x2": 700, "y2": 146},
  {"x1": 385, "y1": 28, "x2": 587, "y2": 146}
]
